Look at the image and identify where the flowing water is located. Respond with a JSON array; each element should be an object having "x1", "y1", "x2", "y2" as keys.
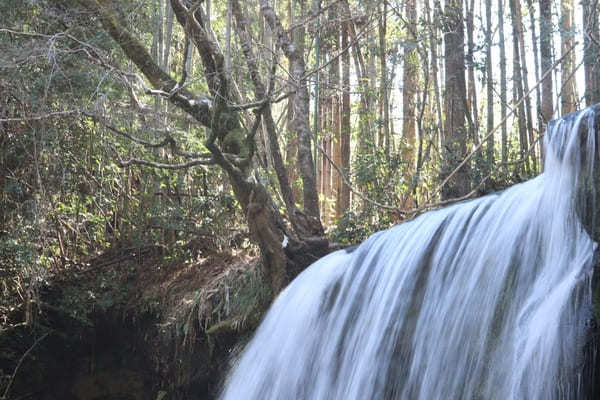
[{"x1": 221, "y1": 105, "x2": 600, "y2": 400}]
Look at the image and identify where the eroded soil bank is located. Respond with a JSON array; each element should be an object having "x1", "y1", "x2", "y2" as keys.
[{"x1": 1, "y1": 244, "x2": 268, "y2": 399}]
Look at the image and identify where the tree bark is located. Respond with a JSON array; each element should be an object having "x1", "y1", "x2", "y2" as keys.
[
  {"x1": 525, "y1": 0, "x2": 543, "y2": 160},
  {"x1": 539, "y1": 0, "x2": 554, "y2": 126},
  {"x1": 76, "y1": 0, "x2": 328, "y2": 295},
  {"x1": 583, "y1": 0, "x2": 600, "y2": 105},
  {"x1": 499, "y1": 0, "x2": 508, "y2": 166},
  {"x1": 260, "y1": 0, "x2": 322, "y2": 225},
  {"x1": 378, "y1": 1, "x2": 390, "y2": 162},
  {"x1": 466, "y1": 0, "x2": 479, "y2": 145},
  {"x1": 513, "y1": 0, "x2": 536, "y2": 171},
  {"x1": 560, "y1": 0, "x2": 577, "y2": 115},
  {"x1": 403, "y1": 0, "x2": 418, "y2": 179},
  {"x1": 329, "y1": 1, "x2": 342, "y2": 220},
  {"x1": 485, "y1": 0, "x2": 494, "y2": 166},
  {"x1": 339, "y1": 7, "x2": 351, "y2": 213},
  {"x1": 510, "y1": 0, "x2": 529, "y2": 174},
  {"x1": 441, "y1": 0, "x2": 469, "y2": 199}
]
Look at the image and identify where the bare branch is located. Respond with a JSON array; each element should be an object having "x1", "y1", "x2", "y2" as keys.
[
  {"x1": 118, "y1": 158, "x2": 215, "y2": 169},
  {"x1": 76, "y1": 0, "x2": 213, "y2": 126},
  {"x1": 228, "y1": 99, "x2": 269, "y2": 111},
  {"x1": 227, "y1": 92, "x2": 292, "y2": 112},
  {"x1": 0, "y1": 110, "x2": 79, "y2": 122},
  {"x1": 317, "y1": 143, "x2": 399, "y2": 212},
  {"x1": 83, "y1": 112, "x2": 212, "y2": 159}
]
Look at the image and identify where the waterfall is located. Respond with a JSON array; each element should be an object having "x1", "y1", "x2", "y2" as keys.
[{"x1": 220, "y1": 105, "x2": 600, "y2": 400}]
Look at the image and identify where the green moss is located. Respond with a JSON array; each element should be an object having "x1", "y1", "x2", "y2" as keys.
[{"x1": 222, "y1": 128, "x2": 249, "y2": 158}]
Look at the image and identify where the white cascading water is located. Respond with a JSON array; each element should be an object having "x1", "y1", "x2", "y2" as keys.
[{"x1": 220, "y1": 105, "x2": 600, "y2": 400}]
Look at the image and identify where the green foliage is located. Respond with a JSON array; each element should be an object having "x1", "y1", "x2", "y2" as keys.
[
  {"x1": 0, "y1": 226, "x2": 45, "y2": 327},
  {"x1": 156, "y1": 391, "x2": 168, "y2": 400}
]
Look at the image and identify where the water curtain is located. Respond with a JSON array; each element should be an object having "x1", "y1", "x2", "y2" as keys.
[{"x1": 221, "y1": 105, "x2": 600, "y2": 399}]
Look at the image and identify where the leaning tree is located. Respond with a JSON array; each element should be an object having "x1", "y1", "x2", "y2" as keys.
[{"x1": 65, "y1": 0, "x2": 331, "y2": 293}]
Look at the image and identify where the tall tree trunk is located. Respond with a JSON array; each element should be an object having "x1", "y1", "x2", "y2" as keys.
[
  {"x1": 163, "y1": 1, "x2": 174, "y2": 74},
  {"x1": 485, "y1": 0, "x2": 494, "y2": 166},
  {"x1": 339, "y1": 7, "x2": 351, "y2": 213},
  {"x1": 441, "y1": 0, "x2": 469, "y2": 199},
  {"x1": 466, "y1": 0, "x2": 479, "y2": 145},
  {"x1": 234, "y1": 0, "x2": 325, "y2": 238},
  {"x1": 513, "y1": 0, "x2": 536, "y2": 171},
  {"x1": 583, "y1": 0, "x2": 600, "y2": 105},
  {"x1": 367, "y1": 19, "x2": 377, "y2": 149},
  {"x1": 329, "y1": 1, "x2": 342, "y2": 219},
  {"x1": 525, "y1": 0, "x2": 543, "y2": 158},
  {"x1": 499, "y1": 0, "x2": 508, "y2": 167},
  {"x1": 286, "y1": 0, "x2": 300, "y2": 202},
  {"x1": 430, "y1": 0, "x2": 444, "y2": 148},
  {"x1": 378, "y1": 1, "x2": 390, "y2": 161},
  {"x1": 539, "y1": 0, "x2": 554, "y2": 126},
  {"x1": 510, "y1": 0, "x2": 529, "y2": 174},
  {"x1": 226, "y1": 0, "x2": 232, "y2": 74},
  {"x1": 560, "y1": 0, "x2": 577, "y2": 114},
  {"x1": 350, "y1": 26, "x2": 370, "y2": 157},
  {"x1": 261, "y1": 0, "x2": 322, "y2": 224},
  {"x1": 79, "y1": 0, "x2": 331, "y2": 295},
  {"x1": 403, "y1": 0, "x2": 418, "y2": 181}
]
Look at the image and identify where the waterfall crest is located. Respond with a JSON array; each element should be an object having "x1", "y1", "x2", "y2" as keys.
[{"x1": 221, "y1": 105, "x2": 600, "y2": 400}]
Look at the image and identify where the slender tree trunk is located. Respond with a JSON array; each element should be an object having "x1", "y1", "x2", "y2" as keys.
[
  {"x1": 583, "y1": 0, "x2": 600, "y2": 105},
  {"x1": 261, "y1": 0, "x2": 322, "y2": 223},
  {"x1": 525, "y1": 0, "x2": 543, "y2": 157},
  {"x1": 560, "y1": 0, "x2": 577, "y2": 114},
  {"x1": 342, "y1": 1, "x2": 369, "y2": 158},
  {"x1": 339, "y1": 7, "x2": 351, "y2": 213},
  {"x1": 378, "y1": 1, "x2": 390, "y2": 161},
  {"x1": 510, "y1": 0, "x2": 529, "y2": 174},
  {"x1": 513, "y1": 0, "x2": 536, "y2": 171},
  {"x1": 367, "y1": 20, "x2": 377, "y2": 150},
  {"x1": 329, "y1": 1, "x2": 342, "y2": 219},
  {"x1": 352, "y1": 37, "x2": 370, "y2": 155},
  {"x1": 163, "y1": 1, "x2": 174, "y2": 74},
  {"x1": 539, "y1": 0, "x2": 554, "y2": 126},
  {"x1": 499, "y1": 0, "x2": 508, "y2": 167},
  {"x1": 286, "y1": 0, "x2": 300, "y2": 201},
  {"x1": 403, "y1": 0, "x2": 417, "y2": 178},
  {"x1": 226, "y1": 0, "x2": 232, "y2": 74},
  {"x1": 441, "y1": 0, "x2": 469, "y2": 199},
  {"x1": 234, "y1": 0, "x2": 325, "y2": 238},
  {"x1": 319, "y1": 67, "x2": 332, "y2": 224},
  {"x1": 466, "y1": 0, "x2": 479, "y2": 145},
  {"x1": 485, "y1": 0, "x2": 494, "y2": 166},
  {"x1": 431, "y1": 0, "x2": 444, "y2": 147}
]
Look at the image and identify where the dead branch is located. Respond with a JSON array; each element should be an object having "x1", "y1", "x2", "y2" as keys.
[
  {"x1": 0, "y1": 110, "x2": 78, "y2": 122},
  {"x1": 118, "y1": 158, "x2": 215, "y2": 169}
]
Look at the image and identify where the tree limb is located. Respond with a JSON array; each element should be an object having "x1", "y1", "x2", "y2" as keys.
[
  {"x1": 83, "y1": 112, "x2": 212, "y2": 159},
  {"x1": 75, "y1": 0, "x2": 212, "y2": 126},
  {"x1": 118, "y1": 158, "x2": 215, "y2": 169}
]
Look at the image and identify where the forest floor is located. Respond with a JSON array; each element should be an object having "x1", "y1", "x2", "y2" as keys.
[{"x1": 1, "y1": 242, "x2": 268, "y2": 400}]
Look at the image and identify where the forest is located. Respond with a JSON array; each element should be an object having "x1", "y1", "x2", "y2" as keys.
[{"x1": 1, "y1": 0, "x2": 600, "y2": 398}]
